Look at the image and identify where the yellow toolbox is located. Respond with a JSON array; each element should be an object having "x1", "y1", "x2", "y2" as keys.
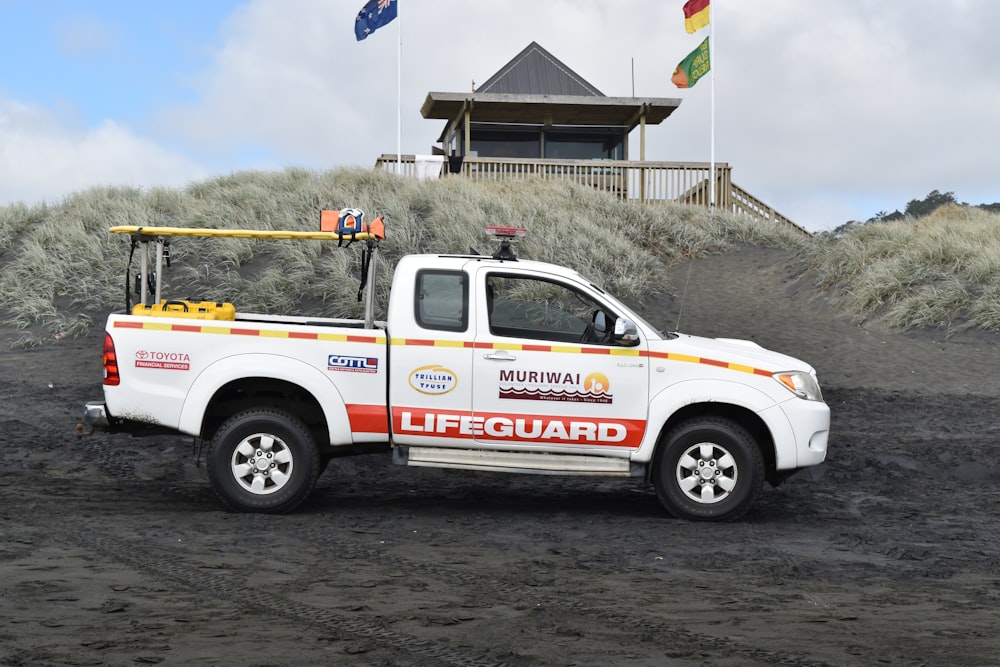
[{"x1": 132, "y1": 300, "x2": 236, "y2": 320}]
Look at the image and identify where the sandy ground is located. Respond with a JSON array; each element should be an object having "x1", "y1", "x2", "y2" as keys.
[{"x1": 2, "y1": 247, "x2": 1000, "y2": 667}]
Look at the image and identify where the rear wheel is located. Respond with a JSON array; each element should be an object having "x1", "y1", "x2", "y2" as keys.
[
  {"x1": 652, "y1": 417, "x2": 764, "y2": 521},
  {"x1": 207, "y1": 408, "x2": 320, "y2": 513}
]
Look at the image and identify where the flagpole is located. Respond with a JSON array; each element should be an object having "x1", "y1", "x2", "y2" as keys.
[
  {"x1": 709, "y1": 2, "x2": 716, "y2": 207},
  {"x1": 396, "y1": 0, "x2": 402, "y2": 174}
]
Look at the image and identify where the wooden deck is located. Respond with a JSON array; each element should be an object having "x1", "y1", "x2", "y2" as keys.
[{"x1": 375, "y1": 154, "x2": 807, "y2": 235}]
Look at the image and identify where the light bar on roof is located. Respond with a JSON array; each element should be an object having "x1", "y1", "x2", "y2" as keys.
[{"x1": 484, "y1": 226, "x2": 527, "y2": 239}]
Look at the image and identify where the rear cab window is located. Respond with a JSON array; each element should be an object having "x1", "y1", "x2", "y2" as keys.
[{"x1": 415, "y1": 269, "x2": 468, "y2": 332}]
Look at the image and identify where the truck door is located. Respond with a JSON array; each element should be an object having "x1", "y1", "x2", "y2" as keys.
[
  {"x1": 388, "y1": 266, "x2": 476, "y2": 447},
  {"x1": 470, "y1": 268, "x2": 649, "y2": 453}
]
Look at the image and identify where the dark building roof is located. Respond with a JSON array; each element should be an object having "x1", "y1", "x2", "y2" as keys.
[
  {"x1": 421, "y1": 42, "x2": 680, "y2": 136},
  {"x1": 475, "y1": 42, "x2": 604, "y2": 97}
]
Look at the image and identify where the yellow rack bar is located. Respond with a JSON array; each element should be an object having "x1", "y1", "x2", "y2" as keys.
[{"x1": 109, "y1": 225, "x2": 378, "y2": 241}]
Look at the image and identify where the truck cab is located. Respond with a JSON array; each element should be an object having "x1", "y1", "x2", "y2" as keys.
[{"x1": 385, "y1": 246, "x2": 829, "y2": 521}]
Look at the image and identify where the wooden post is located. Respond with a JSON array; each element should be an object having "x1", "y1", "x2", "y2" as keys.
[
  {"x1": 639, "y1": 109, "x2": 647, "y2": 202},
  {"x1": 463, "y1": 99, "x2": 472, "y2": 157}
]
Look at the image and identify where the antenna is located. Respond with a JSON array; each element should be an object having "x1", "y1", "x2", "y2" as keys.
[{"x1": 674, "y1": 255, "x2": 696, "y2": 331}]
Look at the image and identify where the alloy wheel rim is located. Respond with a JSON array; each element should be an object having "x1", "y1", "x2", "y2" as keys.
[
  {"x1": 675, "y1": 442, "x2": 738, "y2": 504},
  {"x1": 230, "y1": 432, "x2": 294, "y2": 495}
]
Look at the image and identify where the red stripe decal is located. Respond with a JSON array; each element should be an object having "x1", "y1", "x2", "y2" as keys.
[
  {"x1": 346, "y1": 404, "x2": 389, "y2": 434},
  {"x1": 289, "y1": 331, "x2": 318, "y2": 340}
]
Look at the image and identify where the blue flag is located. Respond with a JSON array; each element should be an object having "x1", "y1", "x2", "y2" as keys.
[{"x1": 355, "y1": 0, "x2": 397, "y2": 41}]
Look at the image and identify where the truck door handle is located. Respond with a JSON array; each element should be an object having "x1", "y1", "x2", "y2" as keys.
[{"x1": 483, "y1": 351, "x2": 516, "y2": 362}]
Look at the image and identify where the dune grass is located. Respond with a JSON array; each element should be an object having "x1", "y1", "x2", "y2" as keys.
[
  {"x1": 810, "y1": 205, "x2": 1000, "y2": 333},
  {"x1": 0, "y1": 167, "x2": 996, "y2": 347},
  {"x1": 0, "y1": 168, "x2": 806, "y2": 346}
]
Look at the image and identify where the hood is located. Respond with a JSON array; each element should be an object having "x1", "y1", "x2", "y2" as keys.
[{"x1": 657, "y1": 333, "x2": 816, "y2": 375}]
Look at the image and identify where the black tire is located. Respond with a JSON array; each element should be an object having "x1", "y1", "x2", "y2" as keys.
[
  {"x1": 651, "y1": 417, "x2": 764, "y2": 522},
  {"x1": 207, "y1": 408, "x2": 320, "y2": 513}
]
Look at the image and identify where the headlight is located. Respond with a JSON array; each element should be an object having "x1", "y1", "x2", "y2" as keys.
[{"x1": 773, "y1": 371, "x2": 823, "y2": 401}]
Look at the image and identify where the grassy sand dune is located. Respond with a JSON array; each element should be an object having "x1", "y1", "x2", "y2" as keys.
[{"x1": 0, "y1": 167, "x2": 997, "y2": 347}]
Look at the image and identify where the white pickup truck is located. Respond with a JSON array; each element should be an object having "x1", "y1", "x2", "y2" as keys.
[{"x1": 81, "y1": 221, "x2": 829, "y2": 521}]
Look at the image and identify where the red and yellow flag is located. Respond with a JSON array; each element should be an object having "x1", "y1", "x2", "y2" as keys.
[{"x1": 683, "y1": 0, "x2": 710, "y2": 34}]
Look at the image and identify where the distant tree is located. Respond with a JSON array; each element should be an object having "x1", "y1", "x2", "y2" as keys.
[
  {"x1": 866, "y1": 209, "x2": 903, "y2": 223},
  {"x1": 842, "y1": 190, "x2": 996, "y2": 232},
  {"x1": 831, "y1": 220, "x2": 861, "y2": 236},
  {"x1": 903, "y1": 190, "x2": 957, "y2": 218}
]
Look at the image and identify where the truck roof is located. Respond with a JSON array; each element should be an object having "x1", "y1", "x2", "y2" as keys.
[{"x1": 401, "y1": 253, "x2": 591, "y2": 284}]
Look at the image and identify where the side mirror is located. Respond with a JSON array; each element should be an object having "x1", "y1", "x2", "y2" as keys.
[
  {"x1": 593, "y1": 310, "x2": 608, "y2": 333},
  {"x1": 613, "y1": 317, "x2": 640, "y2": 346}
]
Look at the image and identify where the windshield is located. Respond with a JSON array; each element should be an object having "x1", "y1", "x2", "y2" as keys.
[{"x1": 584, "y1": 280, "x2": 671, "y2": 340}]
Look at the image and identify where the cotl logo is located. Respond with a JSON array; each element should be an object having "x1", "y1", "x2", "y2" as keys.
[{"x1": 327, "y1": 355, "x2": 379, "y2": 373}]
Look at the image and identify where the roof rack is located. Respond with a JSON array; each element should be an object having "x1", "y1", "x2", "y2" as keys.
[{"x1": 109, "y1": 221, "x2": 384, "y2": 328}]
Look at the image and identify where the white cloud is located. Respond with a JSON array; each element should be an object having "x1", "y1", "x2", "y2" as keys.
[
  {"x1": 154, "y1": 0, "x2": 679, "y2": 168},
  {"x1": 156, "y1": 0, "x2": 379, "y2": 168},
  {"x1": 2, "y1": 0, "x2": 998, "y2": 231},
  {"x1": 0, "y1": 97, "x2": 208, "y2": 205},
  {"x1": 651, "y1": 0, "x2": 1000, "y2": 228}
]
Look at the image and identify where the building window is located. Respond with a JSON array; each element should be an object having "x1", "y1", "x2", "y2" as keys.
[
  {"x1": 544, "y1": 128, "x2": 625, "y2": 160},
  {"x1": 468, "y1": 126, "x2": 541, "y2": 159},
  {"x1": 461, "y1": 124, "x2": 625, "y2": 160}
]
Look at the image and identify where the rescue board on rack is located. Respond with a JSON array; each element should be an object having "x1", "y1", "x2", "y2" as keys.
[
  {"x1": 132, "y1": 300, "x2": 236, "y2": 321},
  {"x1": 109, "y1": 225, "x2": 381, "y2": 241}
]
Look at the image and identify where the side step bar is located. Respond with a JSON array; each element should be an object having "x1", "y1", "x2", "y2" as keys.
[{"x1": 393, "y1": 446, "x2": 642, "y2": 478}]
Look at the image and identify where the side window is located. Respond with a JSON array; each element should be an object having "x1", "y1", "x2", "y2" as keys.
[
  {"x1": 415, "y1": 270, "x2": 468, "y2": 332},
  {"x1": 486, "y1": 274, "x2": 616, "y2": 344}
]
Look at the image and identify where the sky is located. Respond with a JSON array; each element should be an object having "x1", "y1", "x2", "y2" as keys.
[{"x1": 1, "y1": 0, "x2": 998, "y2": 232}]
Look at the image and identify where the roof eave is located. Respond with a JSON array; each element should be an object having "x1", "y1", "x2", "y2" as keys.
[{"x1": 422, "y1": 92, "x2": 682, "y2": 132}]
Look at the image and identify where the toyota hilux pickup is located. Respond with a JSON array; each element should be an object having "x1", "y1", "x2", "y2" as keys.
[{"x1": 81, "y1": 218, "x2": 829, "y2": 521}]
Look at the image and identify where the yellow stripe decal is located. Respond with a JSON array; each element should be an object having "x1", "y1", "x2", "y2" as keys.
[
  {"x1": 113, "y1": 320, "x2": 386, "y2": 345},
  {"x1": 114, "y1": 323, "x2": 771, "y2": 377},
  {"x1": 387, "y1": 337, "x2": 774, "y2": 377}
]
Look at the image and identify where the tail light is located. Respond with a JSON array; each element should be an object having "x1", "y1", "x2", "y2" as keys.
[{"x1": 103, "y1": 333, "x2": 120, "y2": 386}]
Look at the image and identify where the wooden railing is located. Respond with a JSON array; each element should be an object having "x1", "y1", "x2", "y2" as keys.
[
  {"x1": 730, "y1": 183, "x2": 808, "y2": 235},
  {"x1": 375, "y1": 154, "x2": 807, "y2": 234}
]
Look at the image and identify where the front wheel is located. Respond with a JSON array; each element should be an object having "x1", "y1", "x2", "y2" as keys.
[
  {"x1": 207, "y1": 408, "x2": 320, "y2": 513},
  {"x1": 652, "y1": 417, "x2": 764, "y2": 521}
]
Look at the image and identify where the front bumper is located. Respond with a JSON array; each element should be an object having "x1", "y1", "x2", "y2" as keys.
[{"x1": 784, "y1": 398, "x2": 830, "y2": 468}]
